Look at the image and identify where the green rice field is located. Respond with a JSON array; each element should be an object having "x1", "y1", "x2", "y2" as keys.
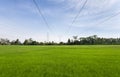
[{"x1": 0, "y1": 45, "x2": 120, "y2": 77}]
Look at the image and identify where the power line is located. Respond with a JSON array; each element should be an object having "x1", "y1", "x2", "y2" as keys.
[
  {"x1": 32, "y1": 0, "x2": 53, "y2": 42},
  {"x1": 96, "y1": 11, "x2": 120, "y2": 25},
  {"x1": 65, "y1": 0, "x2": 88, "y2": 37},
  {"x1": 32, "y1": 0, "x2": 51, "y2": 30},
  {"x1": 71, "y1": 0, "x2": 88, "y2": 26}
]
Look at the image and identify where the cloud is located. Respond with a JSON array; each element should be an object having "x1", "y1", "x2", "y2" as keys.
[{"x1": 0, "y1": 0, "x2": 120, "y2": 41}]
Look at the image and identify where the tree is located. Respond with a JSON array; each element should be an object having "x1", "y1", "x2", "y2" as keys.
[
  {"x1": 73, "y1": 36, "x2": 78, "y2": 41},
  {"x1": 23, "y1": 38, "x2": 38, "y2": 45},
  {"x1": 11, "y1": 39, "x2": 21, "y2": 45},
  {"x1": 23, "y1": 39, "x2": 29, "y2": 45},
  {"x1": 31, "y1": 41, "x2": 39, "y2": 45},
  {"x1": 0, "y1": 38, "x2": 10, "y2": 45},
  {"x1": 67, "y1": 39, "x2": 71, "y2": 45}
]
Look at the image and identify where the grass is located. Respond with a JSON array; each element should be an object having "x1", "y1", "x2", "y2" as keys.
[{"x1": 0, "y1": 45, "x2": 120, "y2": 77}]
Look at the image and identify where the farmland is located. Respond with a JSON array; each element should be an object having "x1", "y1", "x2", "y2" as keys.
[{"x1": 0, "y1": 45, "x2": 120, "y2": 77}]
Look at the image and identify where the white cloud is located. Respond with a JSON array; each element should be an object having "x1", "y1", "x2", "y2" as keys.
[{"x1": 1, "y1": 0, "x2": 120, "y2": 41}]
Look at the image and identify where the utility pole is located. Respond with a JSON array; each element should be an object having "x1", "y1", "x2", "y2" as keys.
[
  {"x1": 58, "y1": 35, "x2": 62, "y2": 43},
  {"x1": 47, "y1": 32, "x2": 49, "y2": 43}
]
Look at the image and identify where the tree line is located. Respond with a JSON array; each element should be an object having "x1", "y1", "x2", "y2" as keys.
[
  {"x1": 0, "y1": 38, "x2": 58, "y2": 45},
  {"x1": 0, "y1": 35, "x2": 120, "y2": 45},
  {"x1": 67, "y1": 35, "x2": 120, "y2": 45}
]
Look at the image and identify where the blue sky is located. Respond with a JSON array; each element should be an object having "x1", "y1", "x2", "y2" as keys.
[{"x1": 0, "y1": 0, "x2": 120, "y2": 42}]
